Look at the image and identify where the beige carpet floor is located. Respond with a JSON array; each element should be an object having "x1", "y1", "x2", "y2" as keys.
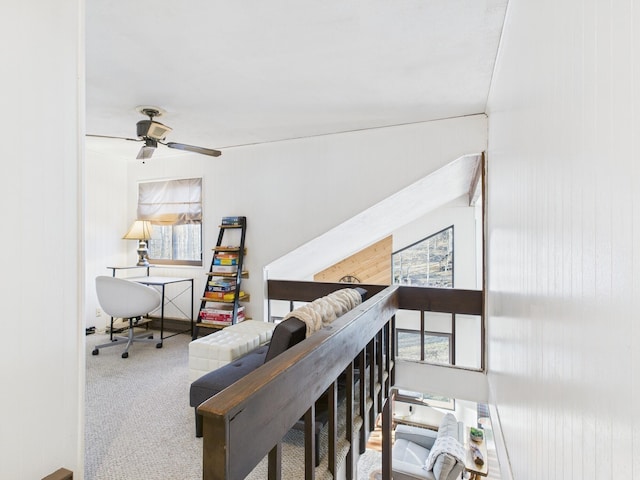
[{"x1": 85, "y1": 330, "x2": 382, "y2": 479}]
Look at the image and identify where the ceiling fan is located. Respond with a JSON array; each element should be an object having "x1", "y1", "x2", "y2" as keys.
[{"x1": 88, "y1": 106, "x2": 222, "y2": 160}]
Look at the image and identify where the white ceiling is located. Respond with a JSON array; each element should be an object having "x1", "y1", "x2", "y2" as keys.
[{"x1": 85, "y1": 0, "x2": 508, "y2": 156}]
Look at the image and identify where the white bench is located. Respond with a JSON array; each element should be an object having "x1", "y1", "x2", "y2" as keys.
[{"x1": 188, "y1": 320, "x2": 277, "y2": 382}]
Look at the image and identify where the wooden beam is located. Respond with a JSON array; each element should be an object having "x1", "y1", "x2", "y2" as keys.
[
  {"x1": 41, "y1": 469, "x2": 72, "y2": 480},
  {"x1": 468, "y1": 153, "x2": 483, "y2": 206}
]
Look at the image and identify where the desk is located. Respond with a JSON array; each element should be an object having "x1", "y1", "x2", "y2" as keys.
[
  {"x1": 107, "y1": 265, "x2": 154, "y2": 277},
  {"x1": 106, "y1": 266, "x2": 193, "y2": 347},
  {"x1": 128, "y1": 276, "x2": 194, "y2": 347}
]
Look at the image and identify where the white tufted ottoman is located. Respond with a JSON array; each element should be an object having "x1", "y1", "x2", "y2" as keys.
[{"x1": 188, "y1": 320, "x2": 276, "y2": 382}]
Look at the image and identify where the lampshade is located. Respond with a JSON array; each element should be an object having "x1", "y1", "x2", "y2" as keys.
[{"x1": 123, "y1": 220, "x2": 153, "y2": 240}]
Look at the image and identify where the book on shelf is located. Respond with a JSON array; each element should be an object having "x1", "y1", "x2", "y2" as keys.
[
  {"x1": 204, "y1": 291, "x2": 245, "y2": 301},
  {"x1": 199, "y1": 306, "x2": 245, "y2": 324},
  {"x1": 201, "y1": 305, "x2": 245, "y2": 315},
  {"x1": 221, "y1": 216, "x2": 244, "y2": 225},
  {"x1": 210, "y1": 265, "x2": 238, "y2": 274},
  {"x1": 213, "y1": 257, "x2": 238, "y2": 266},
  {"x1": 207, "y1": 285, "x2": 235, "y2": 293},
  {"x1": 199, "y1": 315, "x2": 245, "y2": 327},
  {"x1": 215, "y1": 252, "x2": 239, "y2": 260},
  {"x1": 208, "y1": 278, "x2": 237, "y2": 288}
]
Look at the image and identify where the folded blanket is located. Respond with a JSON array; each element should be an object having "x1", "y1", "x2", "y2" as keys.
[{"x1": 424, "y1": 435, "x2": 466, "y2": 472}]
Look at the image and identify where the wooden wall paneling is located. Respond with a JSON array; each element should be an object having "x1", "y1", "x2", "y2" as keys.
[{"x1": 314, "y1": 236, "x2": 392, "y2": 284}]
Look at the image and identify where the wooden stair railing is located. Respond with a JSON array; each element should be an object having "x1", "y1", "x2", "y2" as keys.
[
  {"x1": 199, "y1": 280, "x2": 483, "y2": 480},
  {"x1": 198, "y1": 285, "x2": 398, "y2": 480}
]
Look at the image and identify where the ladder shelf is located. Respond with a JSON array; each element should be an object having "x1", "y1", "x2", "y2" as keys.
[{"x1": 193, "y1": 216, "x2": 248, "y2": 339}]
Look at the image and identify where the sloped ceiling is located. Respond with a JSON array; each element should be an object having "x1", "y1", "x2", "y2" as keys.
[
  {"x1": 267, "y1": 154, "x2": 481, "y2": 279},
  {"x1": 86, "y1": 1, "x2": 507, "y2": 156}
]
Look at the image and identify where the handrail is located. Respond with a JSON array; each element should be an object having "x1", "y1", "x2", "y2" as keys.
[{"x1": 199, "y1": 281, "x2": 483, "y2": 479}]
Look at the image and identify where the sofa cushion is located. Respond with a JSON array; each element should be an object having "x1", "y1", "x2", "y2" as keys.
[
  {"x1": 190, "y1": 345, "x2": 269, "y2": 407},
  {"x1": 264, "y1": 317, "x2": 306, "y2": 362},
  {"x1": 393, "y1": 437, "x2": 431, "y2": 466},
  {"x1": 436, "y1": 413, "x2": 459, "y2": 439}
]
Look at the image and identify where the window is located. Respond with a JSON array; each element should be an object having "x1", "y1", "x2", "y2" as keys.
[
  {"x1": 392, "y1": 225, "x2": 454, "y2": 287},
  {"x1": 396, "y1": 328, "x2": 452, "y2": 364},
  {"x1": 393, "y1": 226, "x2": 455, "y2": 364},
  {"x1": 137, "y1": 178, "x2": 203, "y2": 266}
]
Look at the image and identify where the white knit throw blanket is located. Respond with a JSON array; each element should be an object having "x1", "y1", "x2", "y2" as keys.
[{"x1": 282, "y1": 288, "x2": 362, "y2": 336}]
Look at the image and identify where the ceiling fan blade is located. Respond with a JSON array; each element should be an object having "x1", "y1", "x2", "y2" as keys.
[
  {"x1": 165, "y1": 141, "x2": 222, "y2": 157},
  {"x1": 86, "y1": 134, "x2": 141, "y2": 142}
]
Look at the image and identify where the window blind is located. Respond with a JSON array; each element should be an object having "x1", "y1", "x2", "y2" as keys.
[{"x1": 137, "y1": 177, "x2": 202, "y2": 225}]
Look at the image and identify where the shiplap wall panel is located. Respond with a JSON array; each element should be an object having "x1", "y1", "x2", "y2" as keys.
[
  {"x1": 486, "y1": 0, "x2": 639, "y2": 478},
  {"x1": 314, "y1": 236, "x2": 391, "y2": 285}
]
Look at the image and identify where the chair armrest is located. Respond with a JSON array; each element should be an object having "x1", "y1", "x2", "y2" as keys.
[{"x1": 394, "y1": 424, "x2": 438, "y2": 450}]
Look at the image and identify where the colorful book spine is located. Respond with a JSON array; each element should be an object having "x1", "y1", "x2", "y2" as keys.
[{"x1": 214, "y1": 257, "x2": 238, "y2": 266}]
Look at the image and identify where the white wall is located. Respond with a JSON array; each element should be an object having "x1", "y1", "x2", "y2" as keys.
[
  {"x1": 0, "y1": 1, "x2": 84, "y2": 478},
  {"x1": 85, "y1": 147, "x2": 129, "y2": 329},
  {"x1": 486, "y1": 0, "x2": 639, "y2": 478},
  {"x1": 90, "y1": 115, "x2": 487, "y2": 324}
]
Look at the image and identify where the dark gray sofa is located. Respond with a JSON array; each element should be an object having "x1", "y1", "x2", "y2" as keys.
[{"x1": 190, "y1": 317, "x2": 307, "y2": 437}]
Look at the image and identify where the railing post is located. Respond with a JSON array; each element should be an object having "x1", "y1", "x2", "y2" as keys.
[
  {"x1": 381, "y1": 391, "x2": 394, "y2": 480},
  {"x1": 328, "y1": 381, "x2": 337, "y2": 476},
  {"x1": 420, "y1": 310, "x2": 425, "y2": 361},
  {"x1": 358, "y1": 348, "x2": 367, "y2": 454},
  {"x1": 202, "y1": 413, "x2": 229, "y2": 480},
  {"x1": 451, "y1": 312, "x2": 456, "y2": 365},
  {"x1": 268, "y1": 442, "x2": 282, "y2": 480},
  {"x1": 367, "y1": 339, "x2": 376, "y2": 431},
  {"x1": 304, "y1": 405, "x2": 316, "y2": 480},
  {"x1": 390, "y1": 315, "x2": 396, "y2": 386},
  {"x1": 345, "y1": 362, "x2": 355, "y2": 480},
  {"x1": 376, "y1": 330, "x2": 384, "y2": 411}
]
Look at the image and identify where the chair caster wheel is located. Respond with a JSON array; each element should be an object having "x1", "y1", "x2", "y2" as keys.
[
  {"x1": 122, "y1": 352, "x2": 129, "y2": 359},
  {"x1": 156, "y1": 343, "x2": 163, "y2": 349},
  {"x1": 92, "y1": 349, "x2": 99, "y2": 355}
]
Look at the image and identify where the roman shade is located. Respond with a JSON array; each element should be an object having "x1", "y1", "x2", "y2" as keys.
[{"x1": 137, "y1": 177, "x2": 202, "y2": 225}]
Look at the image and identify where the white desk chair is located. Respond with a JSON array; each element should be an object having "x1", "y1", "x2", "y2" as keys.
[{"x1": 92, "y1": 275, "x2": 162, "y2": 358}]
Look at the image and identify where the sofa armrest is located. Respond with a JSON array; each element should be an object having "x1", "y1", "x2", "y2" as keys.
[
  {"x1": 394, "y1": 424, "x2": 438, "y2": 450},
  {"x1": 391, "y1": 459, "x2": 437, "y2": 480}
]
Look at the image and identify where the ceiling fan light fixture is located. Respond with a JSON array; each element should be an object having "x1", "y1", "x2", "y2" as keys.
[
  {"x1": 137, "y1": 138, "x2": 157, "y2": 159},
  {"x1": 136, "y1": 119, "x2": 172, "y2": 140}
]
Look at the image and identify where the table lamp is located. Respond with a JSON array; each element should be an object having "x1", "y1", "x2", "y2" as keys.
[{"x1": 123, "y1": 220, "x2": 153, "y2": 266}]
